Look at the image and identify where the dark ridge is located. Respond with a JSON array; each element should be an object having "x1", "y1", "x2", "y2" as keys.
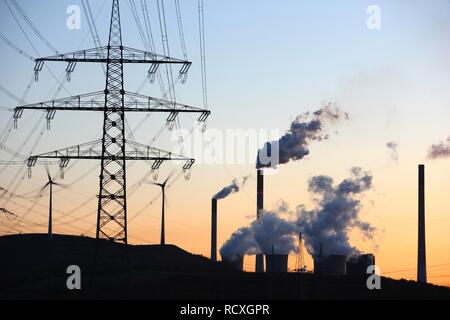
[{"x1": 1, "y1": 234, "x2": 449, "y2": 300}]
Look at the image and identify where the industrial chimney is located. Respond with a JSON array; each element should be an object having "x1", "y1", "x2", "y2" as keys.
[
  {"x1": 417, "y1": 164, "x2": 427, "y2": 283},
  {"x1": 255, "y1": 169, "x2": 264, "y2": 272},
  {"x1": 211, "y1": 198, "x2": 217, "y2": 262}
]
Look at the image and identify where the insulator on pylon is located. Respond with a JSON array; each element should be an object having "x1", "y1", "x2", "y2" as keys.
[
  {"x1": 27, "y1": 167, "x2": 32, "y2": 179},
  {"x1": 60, "y1": 167, "x2": 65, "y2": 180},
  {"x1": 201, "y1": 121, "x2": 207, "y2": 133},
  {"x1": 179, "y1": 73, "x2": 188, "y2": 84},
  {"x1": 167, "y1": 120, "x2": 175, "y2": 131},
  {"x1": 151, "y1": 166, "x2": 159, "y2": 181},
  {"x1": 183, "y1": 169, "x2": 191, "y2": 181},
  {"x1": 13, "y1": 118, "x2": 18, "y2": 130},
  {"x1": 148, "y1": 72, "x2": 156, "y2": 83},
  {"x1": 34, "y1": 70, "x2": 39, "y2": 82},
  {"x1": 46, "y1": 119, "x2": 51, "y2": 131}
]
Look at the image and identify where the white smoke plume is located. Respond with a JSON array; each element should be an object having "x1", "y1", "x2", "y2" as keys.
[
  {"x1": 220, "y1": 168, "x2": 375, "y2": 261},
  {"x1": 296, "y1": 167, "x2": 374, "y2": 258},
  {"x1": 253, "y1": 212, "x2": 299, "y2": 255},
  {"x1": 220, "y1": 211, "x2": 299, "y2": 261},
  {"x1": 213, "y1": 175, "x2": 252, "y2": 200},
  {"x1": 386, "y1": 141, "x2": 399, "y2": 162},
  {"x1": 427, "y1": 136, "x2": 450, "y2": 160},
  {"x1": 219, "y1": 226, "x2": 259, "y2": 261},
  {"x1": 256, "y1": 104, "x2": 348, "y2": 169}
]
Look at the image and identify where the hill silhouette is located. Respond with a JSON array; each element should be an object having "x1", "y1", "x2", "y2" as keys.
[{"x1": 0, "y1": 234, "x2": 449, "y2": 300}]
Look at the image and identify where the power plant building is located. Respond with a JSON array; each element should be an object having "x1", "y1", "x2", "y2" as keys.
[
  {"x1": 222, "y1": 255, "x2": 244, "y2": 272},
  {"x1": 346, "y1": 254, "x2": 375, "y2": 275},
  {"x1": 265, "y1": 254, "x2": 288, "y2": 273},
  {"x1": 314, "y1": 255, "x2": 347, "y2": 275}
]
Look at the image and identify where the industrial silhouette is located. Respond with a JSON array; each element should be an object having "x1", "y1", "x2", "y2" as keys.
[
  {"x1": 211, "y1": 198, "x2": 217, "y2": 262},
  {"x1": 0, "y1": 0, "x2": 447, "y2": 300},
  {"x1": 418, "y1": 164, "x2": 427, "y2": 283},
  {"x1": 12, "y1": 0, "x2": 210, "y2": 244}
]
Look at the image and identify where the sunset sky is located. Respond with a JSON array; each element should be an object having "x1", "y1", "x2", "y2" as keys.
[{"x1": 1, "y1": 0, "x2": 450, "y2": 286}]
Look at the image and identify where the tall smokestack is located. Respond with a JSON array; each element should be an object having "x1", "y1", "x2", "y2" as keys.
[
  {"x1": 255, "y1": 169, "x2": 264, "y2": 272},
  {"x1": 417, "y1": 164, "x2": 427, "y2": 283},
  {"x1": 257, "y1": 169, "x2": 264, "y2": 218},
  {"x1": 211, "y1": 198, "x2": 217, "y2": 262}
]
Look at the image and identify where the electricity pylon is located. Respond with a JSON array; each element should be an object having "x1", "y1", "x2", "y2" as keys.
[{"x1": 13, "y1": 0, "x2": 210, "y2": 244}]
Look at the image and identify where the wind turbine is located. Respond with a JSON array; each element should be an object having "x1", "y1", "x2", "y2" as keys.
[
  {"x1": 146, "y1": 171, "x2": 176, "y2": 245},
  {"x1": 40, "y1": 167, "x2": 66, "y2": 240},
  {"x1": 0, "y1": 208, "x2": 17, "y2": 220}
]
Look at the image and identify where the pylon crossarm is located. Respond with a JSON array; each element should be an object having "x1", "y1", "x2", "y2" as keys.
[
  {"x1": 33, "y1": 46, "x2": 191, "y2": 80},
  {"x1": 35, "y1": 46, "x2": 188, "y2": 64},
  {"x1": 13, "y1": 91, "x2": 105, "y2": 120},
  {"x1": 125, "y1": 139, "x2": 194, "y2": 165},
  {"x1": 26, "y1": 140, "x2": 103, "y2": 166},
  {"x1": 26, "y1": 139, "x2": 194, "y2": 170},
  {"x1": 125, "y1": 91, "x2": 210, "y2": 122},
  {"x1": 13, "y1": 91, "x2": 210, "y2": 124}
]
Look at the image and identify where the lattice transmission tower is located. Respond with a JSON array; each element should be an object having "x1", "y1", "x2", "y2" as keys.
[
  {"x1": 295, "y1": 233, "x2": 307, "y2": 272},
  {"x1": 13, "y1": 0, "x2": 210, "y2": 244}
]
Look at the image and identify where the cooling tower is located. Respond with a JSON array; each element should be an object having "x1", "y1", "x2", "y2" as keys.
[
  {"x1": 211, "y1": 198, "x2": 217, "y2": 262},
  {"x1": 346, "y1": 254, "x2": 375, "y2": 275},
  {"x1": 314, "y1": 255, "x2": 347, "y2": 275},
  {"x1": 417, "y1": 164, "x2": 427, "y2": 283},
  {"x1": 255, "y1": 169, "x2": 264, "y2": 273},
  {"x1": 222, "y1": 255, "x2": 244, "y2": 272},
  {"x1": 265, "y1": 254, "x2": 288, "y2": 273}
]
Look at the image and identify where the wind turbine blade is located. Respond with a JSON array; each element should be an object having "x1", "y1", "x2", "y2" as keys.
[
  {"x1": 53, "y1": 182, "x2": 69, "y2": 189},
  {"x1": 45, "y1": 165, "x2": 51, "y2": 182},
  {"x1": 40, "y1": 182, "x2": 51, "y2": 192},
  {"x1": 164, "y1": 168, "x2": 178, "y2": 185},
  {"x1": 141, "y1": 179, "x2": 159, "y2": 186}
]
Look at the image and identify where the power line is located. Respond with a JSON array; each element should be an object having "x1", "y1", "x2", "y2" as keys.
[
  {"x1": 157, "y1": 0, "x2": 176, "y2": 105},
  {"x1": 81, "y1": 0, "x2": 106, "y2": 75},
  {"x1": 128, "y1": 0, "x2": 149, "y2": 50},
  {"x1": 20, "y1": 73, "x2": 35, "y2": 102},
  {"x1": 383, "y1": 262, "x2": 450, "y2": 275},
  {"x1": 4, "y1": 0, "x2": 71, "y2": 96},
  {"x1": 0, "y1": 31, "x2": 34, "y2": 60},
  {"x1": 140, "y1": 0, "x2": 168, "y2": 97},
  {"x1": 175, "y1": 0, "x2": 188, "y2": 60},
  {"x1": 198, "y1": 0, "x2": 208, "y2": 109},
  {"x1": 0, "y1": 84, "x2": 27, "y2": 105},
  {"x1": 9, "y1": 0, "x2": 59, "y2": 54}
]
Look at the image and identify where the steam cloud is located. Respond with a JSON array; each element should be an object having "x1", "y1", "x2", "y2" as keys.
[
  {"x1": 253, "y1": 212, "x2": 299, "y2": 255},
  {"x1": 219, "y1": 226, "x2": 258, "y2": 261},
  {"x1": 386, "y1": 141, "x2": 398, "y2": 162},
  {"x1": 256, "y1": 104, "x2": 348, "y2": 169},
  {"x1": 220, "y1": 168, "x2": 374, "y2": 261},
  {"x1": 220, "y1": 211, "x2": 298, "y2": 261},
  {"x1": 213, "y1": 175, "x2": 252, "y2": 200},
  {"x1": 427, "y1": 136, "x2": 450, "y2": 160},
  {"x1": 296, "y1": 167, "x2": 374, "y2": 257}
]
